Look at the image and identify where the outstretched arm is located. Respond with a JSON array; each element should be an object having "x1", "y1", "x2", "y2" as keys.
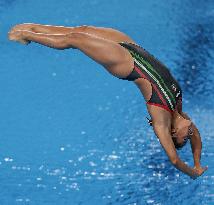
[
  {"x1": 190, "y1": 124, "x2": 203, "y2": 166},
  {"x1": 181, "y1": 112, "x2": 208, "y2": 172},
  {"x1": 153, "y1": 123, "x2": 199, "y2": 179}
]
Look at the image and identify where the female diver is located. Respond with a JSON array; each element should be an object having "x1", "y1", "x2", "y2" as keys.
[{"x1": 8, "y1": 23, "x2": 208, "y2": 179}]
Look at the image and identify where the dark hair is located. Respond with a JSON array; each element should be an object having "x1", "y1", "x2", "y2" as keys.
[{"x1": 172, "y1": 137, "x2": 188, "y2": 150}]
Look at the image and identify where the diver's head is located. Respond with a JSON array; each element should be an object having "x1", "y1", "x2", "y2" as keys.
[{"x1": 171, "y1": 113, "x2": 193, "y2": 149}]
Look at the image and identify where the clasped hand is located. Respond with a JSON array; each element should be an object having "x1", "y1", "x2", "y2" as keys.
[{"x1": 191, "y1": 165, "x2": 208, "y2": 179}]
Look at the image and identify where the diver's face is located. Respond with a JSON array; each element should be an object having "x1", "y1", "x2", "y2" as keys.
[{"x1": 171, "y1": 119, "x2": 193, "y2": 145}]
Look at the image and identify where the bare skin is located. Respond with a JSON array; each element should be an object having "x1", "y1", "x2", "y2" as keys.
[{"x1": 8, "y1": 23, "x2": 208, "y2": 179}]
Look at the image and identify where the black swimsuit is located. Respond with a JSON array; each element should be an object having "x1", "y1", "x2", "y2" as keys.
[{"x1": 119, "y1": 42, "x2": 182, "y2": 114}]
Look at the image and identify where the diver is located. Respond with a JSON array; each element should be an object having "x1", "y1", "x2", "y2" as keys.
[{"x1": 8, "y1": 23, "x2": 208, "y2": 179}]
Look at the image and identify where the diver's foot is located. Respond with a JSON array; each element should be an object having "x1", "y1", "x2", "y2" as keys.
[
  {"x1": 9, "y1": 23, "x2": 33, "y2": 33},
  {"x1": 8, "y1": 30, "x2": 30, "y2": 45}
]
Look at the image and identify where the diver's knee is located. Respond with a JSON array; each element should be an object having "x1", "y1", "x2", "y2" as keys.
[
  {"x1": 64, "y1": 32, "x2": 87, "y2": 48},
  {"x1": 77, "y1": 25, "x2": 97, "y2": 33},
  {"x1": 66, "y1": 32, "x2": 90, "y2": 41}
]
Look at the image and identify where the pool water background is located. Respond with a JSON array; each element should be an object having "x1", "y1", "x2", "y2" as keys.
[{"x1": 0, "y1": 0, "x2": 214, "y2": 204}]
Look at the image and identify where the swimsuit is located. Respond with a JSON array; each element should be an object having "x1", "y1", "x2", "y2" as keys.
[{"x1": 119, "y1": 42, "x2": 182, "y2": 114}]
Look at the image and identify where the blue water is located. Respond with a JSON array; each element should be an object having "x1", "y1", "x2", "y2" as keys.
[{"x1": 1, "y1": 0, "x2": 214, "y2": 204}]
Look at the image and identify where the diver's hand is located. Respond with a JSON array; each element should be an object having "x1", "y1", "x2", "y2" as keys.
[
  {"x1": 8, "y1": 30, "x2": 30, "y2": 45},
  {"x1": 194, "y1": 165, "x2": 208, "y2": 176},
  {"x1": 191, "y1": 165, "x2": 208, "y2": 179}
]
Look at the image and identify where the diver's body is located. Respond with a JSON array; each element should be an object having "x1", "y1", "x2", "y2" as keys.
[{"x1": 8, "y1": 23, "x2": 207, "y2": 179}]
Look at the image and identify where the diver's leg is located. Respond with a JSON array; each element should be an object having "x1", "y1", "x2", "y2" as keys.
[
  {"x1": 10, "y1": 24, "x2": 136, "y2": 44},
  {"x1": 9, "y1": 30, "x2": 134, "y2": 78},
  {"x1": 11, "y1": 23, "x2": 76, "y2": 34}
]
